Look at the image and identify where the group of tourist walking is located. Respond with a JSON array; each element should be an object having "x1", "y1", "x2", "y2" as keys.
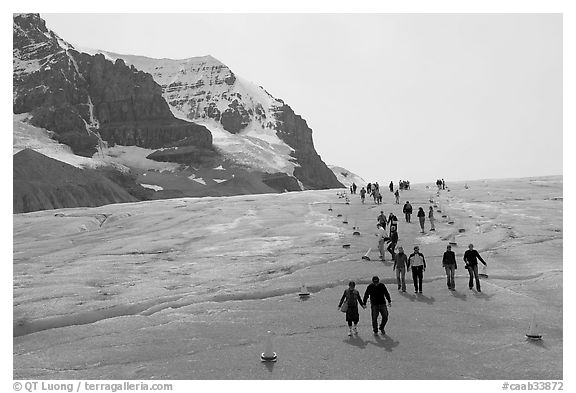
[
  {"x1": 341, "y1": 179, "x2": 488, "y2": 337},
  {"x1": 339, "y1": 243, "x2": 488, "y2": 337}
]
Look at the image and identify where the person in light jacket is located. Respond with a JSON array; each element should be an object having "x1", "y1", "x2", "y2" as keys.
[
  {"x1": 408, "y1": 246, "x2": 426, "y2": 294},
  {"x1": 338, "y1": 281, "x2": 366, "y2": 336}
]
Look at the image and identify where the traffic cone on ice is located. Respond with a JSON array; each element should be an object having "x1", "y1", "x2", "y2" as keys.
[
  {"x1": 261, "y1": 331, "x2": 278, "y2": 362},
  {"x1": 299, "y1": 284, "x2": 310, "y2": 298},
  {"x1": 328, "y1": 204, "x2": 333, "y2": 212},
  {"x1": 362, "y1": 248, "x2": 371, "y2": 261},
  {"x1": 343, "y1": 215, "x2": 348, "y2": 224},
  {"x1": 337, "y1": 213, "x2": 342, "y2": 217},
  {"x1": 353, "y1": 221, "x2": 360, "y2": 236},
  {"x1": 526, "y1": 313, "x2": 542, "y2": 341}
]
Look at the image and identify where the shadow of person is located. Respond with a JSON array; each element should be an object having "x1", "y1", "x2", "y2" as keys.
[
  {"x1": 371, "y1": 334, "x2": 400, "y2": 352},
  {"x1": 415, "y1": 294, "x2": 435, "y2": 305},
  {"x1": 473, "y1": 291, "x2": 495, "y2": 301},
  {"x1": 343, "y1": 335, "x2": 367, "y2": 349},
  {"x1": 399, "y1": 291, "x2": 416, "y2": 302},
  {"x1": 450, "y1": 290, "x2": 468, "y2": 301}
]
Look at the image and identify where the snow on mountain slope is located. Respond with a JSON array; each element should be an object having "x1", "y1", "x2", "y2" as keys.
[
  {"x1": 328, "y1": 165, "x2": 366, "y2": 188},
  {"x1": 77, "y1": 49, "x2": 300, "y2": 178}
]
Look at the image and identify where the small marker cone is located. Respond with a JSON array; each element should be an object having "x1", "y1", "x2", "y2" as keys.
[
  {"x1": 299, "y1": 284, "x2": 310, "y2": 298},
  {"x1": 261, "y1": 331, "x2": 278, "y2": 362},
  {"x1": 362, "y1": 248, "x2": 372, "y2": 261},
  {"x1": 343, "y1": 216, "x2": 348, "y2": 224},
  {"x1": 337, "y1": 213, "x2": 342, "y2": 217},
  {"x1": 526, "y1": 313, "x2": 542, "y2": 340},
  {"x1": 328, "y1": 204, "x2": 333, "y2": 211},
  {"x1": 342, "y1": 244, "x2": 351, "y2": 249}
]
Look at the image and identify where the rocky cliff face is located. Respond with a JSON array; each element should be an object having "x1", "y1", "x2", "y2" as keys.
[
  {"x1": 13, "y1": 13, "x2": 212, "y2": 158},
  {"x1": 95, "y1": 52, "x2": 343, "y2": 189}
]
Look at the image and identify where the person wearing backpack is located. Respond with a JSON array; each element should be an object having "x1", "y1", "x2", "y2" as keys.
[
  {"x1": 403, "y1": 201, "x2": 413, "y2": 223},
  {"x1": 362, "y1": 276, "x2": 392, "y2": 335},
  {"x1": 337, "y1": 281, "x2": 366, "y2": 336}
]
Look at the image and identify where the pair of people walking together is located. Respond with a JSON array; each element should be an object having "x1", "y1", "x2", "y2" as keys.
[{"x1": 338, "y1": 276, "x2": 391, "y2": 336}]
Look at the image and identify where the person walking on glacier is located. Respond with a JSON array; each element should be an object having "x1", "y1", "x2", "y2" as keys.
[
  {"x1": 376, "y1": 223, "x2": 388, "y2": 260},
  {"x1": 338, "y1": 281, "x2": 366, "y2": 336},
  {"x1": 442, "y1": 244, "x2": 457, "y2": 290},
  {"x1": 360, "y1": 187, "x2": 366, "y2": 204},
  {"x1": 417, "y1": 207, "x2": 426, "y2": 233},
  {"x1": 393, "y1": 246, "x2": 409, "y2": 292},
  {"x1": 463, "y1": 243, "x2": 488, "y2": 292},
  {"x1": 428, "y1": 206, "x2": 436, "y2": 231},
  {"x1": 408, "y1": 246, "x2": 426, "y2": 294},
  {"x1": 403, "y1": 201, "x2": 413, "y2": 223},
  {"x1": 362, "y1": 276, "x2": 392, "y2": 335}
]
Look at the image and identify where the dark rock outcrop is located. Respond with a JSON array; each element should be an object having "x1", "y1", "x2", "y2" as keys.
[
  {"x1": 274, "y1": 104, "x2": 342, "y2": 189},
  {"x1": 13, "y1": 13, "x2": 213, "y2": 158},
  {"x1": 13, "y1": 149, "x2": 146, "y2": 213}
]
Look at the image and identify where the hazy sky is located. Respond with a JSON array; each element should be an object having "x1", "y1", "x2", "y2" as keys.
[{"x1": 40, "y1": 13, "x2": 562, "y2": 184}]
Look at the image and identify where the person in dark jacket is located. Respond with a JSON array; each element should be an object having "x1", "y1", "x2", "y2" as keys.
[
  {"x1": 377, "y1": 211, "x2": 387, "y2": 230},
  {"x1": 387, "y1": 229, "x2": 398, "y2": 260},
  {"x1": 393, "y1": 246, "x2": 409, "y2": 292},
  {"x1": 360, "y1": 187, "x2": 366, "y2": 204},
  {"x1": 389, "y1": 181, "x2": 394, "y2": 193},
  {"x1": 408, "y1": 246, "x2": 426, "y2": 294},
  {"x1": 362, "y1": 276, "x2": 392, "y2": 335},
  {"x1": 442, "y1": 244, "x2": 457, "y2": 290},
  {"x1": 403, "y1": 201, "x2": 413, "y2": 223},
  {"x1": 338, "y1": 281, "x2": 366, "y2": 336},
  {"x1": 463, "y1": 243, "x2": 488, "y2": 292},
  {"x1": 417, "y1": 207, "x2": 426, "y2": 233}
]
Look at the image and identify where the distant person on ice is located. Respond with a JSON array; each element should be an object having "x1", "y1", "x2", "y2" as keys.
[
  {"x1": 403, "y1": 201, "x2": 413, "y2": 223},
  {"x1": 373, "y1": 187, "x2": 381, "y2": 204},
  {"x1": 442, "y1": 244, "x2": 457, "y2": 290},
  {"x1": 417, "y1": 207, "x2": 426, "y2": 233},
  {"x1": 338, "y1": 281, "x2": 366, "y2": 336},
  {"x1": 389, "y1": 181, "x2": 394, "y2": 193},
  {"x1": 360, "y1": 187, "x2": 366, "y2": 204},
  {"x1": 428, "y1": 206, "x2": 436, "y2": 231},
  {"x1": 408, "y1": 246, "x2": 426, "y2": 294},
  {"x1": 463, "y1": 243, "x2": 488, "y2": 292},
  {"x1": 394, "y1": 189, "x2": 400, "y2": 204},
  {"x1": 362, "y1": 276, "x2": 392, "y2": 335},
  {"x1": 393, "y1": 246, "x2": 409, "y2": 292},
  {"x1": 352, "y1": 182, "x2": 357, "y2": 194}
]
